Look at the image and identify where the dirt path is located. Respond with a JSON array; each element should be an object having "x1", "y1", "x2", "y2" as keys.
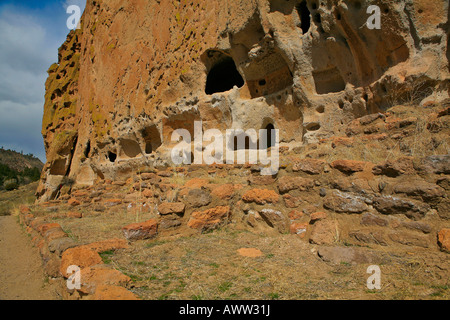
[{"x1": 0, "y1": 215, "x2": 59, "y2": 300}]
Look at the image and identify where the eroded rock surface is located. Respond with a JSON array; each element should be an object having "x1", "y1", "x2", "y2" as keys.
[{"x1": 37, "y1": 0, "x2": 449, "y2": 201}]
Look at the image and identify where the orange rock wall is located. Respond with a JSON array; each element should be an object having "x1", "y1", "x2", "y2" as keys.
[{"x1": 37, "y1": 0, "x2": 449, "y2": 202}]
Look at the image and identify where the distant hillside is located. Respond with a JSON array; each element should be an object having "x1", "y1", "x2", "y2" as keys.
[
  {"x1": 0, "y1": 148, "x2": 43, "y2": 191},
  {"x1": 0, "y1": 148, "x2": 44, "y2": 172}
]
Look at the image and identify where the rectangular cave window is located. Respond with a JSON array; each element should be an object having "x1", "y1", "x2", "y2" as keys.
[
  {"x1": 313, "y1": 66, "x2": 346, "y2": 94},
  {"x1": 205, "y1": 56, "x2": 244, "y2": 95},
  {"x1": 49, "y1": 159, "x2": 67, "y2": 176},
  {"x1": 247, "y1": 66, "x2": 293, "y2": 98}
]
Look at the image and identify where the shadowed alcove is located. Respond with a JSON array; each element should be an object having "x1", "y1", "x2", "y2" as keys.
[
  {"x1": 205, "y1": 53, "x2": 244, "y2": 95},
  {"x1": 296, "y1": 1, "x2": 311, "y2": 34}
]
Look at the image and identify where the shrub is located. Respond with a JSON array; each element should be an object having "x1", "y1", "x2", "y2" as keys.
[{"x1": 4, "y1": 179, "x2": 19, "y2": 191}]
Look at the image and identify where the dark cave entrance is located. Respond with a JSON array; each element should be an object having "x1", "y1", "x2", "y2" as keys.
[
  {"x1": 205, "y1": 56, "x2": 245, "y2": 95},
  {"x1": 233, "y1": 135, "x2": 256, "y2": 151},
  {"x1": 145, "y1": 142, "x2": 152, "y2": 154},
  {"x1": 265, "y1": 123, "x2": 276, "y2": 149},
  {"x1": 84, "y1": 140, "x2": 91, "y2": 159},
  {"x1": 141, "y1": 125, "x2": 162, "y2": 155},
  {"x1": 107, "y1": 151, "x2": 117, "y2": 163},
  {"x1": 296, "y1": 1, "x2": 311, "y2": 34}
]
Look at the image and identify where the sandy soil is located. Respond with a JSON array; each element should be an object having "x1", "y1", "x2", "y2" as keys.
[{"x1": 0, "y1": 215, "x2": 59, "y2": 300}]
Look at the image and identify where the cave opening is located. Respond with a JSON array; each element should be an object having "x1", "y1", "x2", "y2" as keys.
[
  {"x1": 141, "y1": 125, "x2": 162, "y2": 154},
  {"x1": 233, "y1": 135, "x2": 255, "y2": 151},
  {"x1": 265, "y1": 123, "x2": 276, "y2": 149},
  {"x1": 145, "y1": 143, "x2": 152, "y2": 154},
  {"x1": 205, "y1": 56, "x2": 244, "y2": 95},
  {"x1": 296, "y1": 1, "x2": 311, "y2": 34},
  {"x1": 49, "y1": 159, "x2": 67, "y2": 176},
  {"x1": 306, "y1": 122, "x2": 321, "y2": 132},
  {"x1": 107, "y1": 151, "x2": 117, "y2": 163},
  {"x1": 84, "y1": 140, "x2": 91, "y2": 158}
]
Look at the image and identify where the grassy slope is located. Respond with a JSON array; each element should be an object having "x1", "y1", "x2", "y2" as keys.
[
  {"x1": 0, "y1": 182, "x2": 38, "y2": 216},
  {"x1": 0, "y1": 148, "x2": 44, "y2": 172}
]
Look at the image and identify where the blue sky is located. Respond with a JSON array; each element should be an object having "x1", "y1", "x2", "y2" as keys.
[{"x1": 0, "y1": 0, "x2": 85, "y2": 162}]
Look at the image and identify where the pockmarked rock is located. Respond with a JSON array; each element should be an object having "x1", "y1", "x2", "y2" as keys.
[
  {"x1": 185, "y1": 189, "x2": 212, "y2": 208},
  {"x1": 292, "y1": 158, "x2": 326, "y2": 175},
  {"x1": 277, "y1": 176, "x2": 315, "y2": 194},
  {"x1": 158, "y1": 202, "x2": 185, "y2": 215},
  {"x1": 330, "y1": 160, "x2": 371, "y2": 174},
  {"x1": 323, "y1": 190, "x2": 369, "y2": 214},
  {"x1": 259, "y1": 208, "x2": 290, "y2": 233},
  {"x1": 60, "y1": 246, "x2": 103, "y2": 278},
  {"x1": 309, "y1": 219, "x2": 337, "y2": 245},
  {"x1": 122, "y1": 219, "x2": 158, "y2": 241},
  {"x1": 317, "y1": 246, "x2": 391, "y2": 265},
  {"x1": 187, "y1": 206, "x2": 231, "y2": 232},
  {"x1": 242, "y1": 189, "x2": 279, "y2": 205},
  {"x1": 437, "y1": 228, "x2": 450, "y2": 253},
  {"x1": 79, "y1": 265, "x2": 132, "y2": 295}
]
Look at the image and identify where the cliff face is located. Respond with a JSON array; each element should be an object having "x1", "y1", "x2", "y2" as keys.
[{"x1": 36, "y1": 0, "x2": 449, "y2": 202}]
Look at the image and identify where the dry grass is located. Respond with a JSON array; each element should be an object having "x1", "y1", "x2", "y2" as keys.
[
  {"x1": 307, "y1": 102, "x2": 450, "y2": 165},
  {"x1": 54, "y1": 206, "x2": 157, "y2": 244},
  {"x1": 108, "y1": 227, "x2": 449, "y2": 300},
  {"x1": 53, "y1": 214, "x2": 448, "y2": 301},
  {"x1": 0, "y1": 182, "x2": 38, "y2": 216},
  {"x1": 4, "y1": 166, "x2": 449, "y2": 301},
  {"x1": 12, "y1": 190, "x2": 450, "y2": 301}
]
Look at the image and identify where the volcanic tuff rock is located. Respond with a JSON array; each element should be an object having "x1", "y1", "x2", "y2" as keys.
[{"x1": 37, "y1": 0, "x2": 449, "y2": 201}]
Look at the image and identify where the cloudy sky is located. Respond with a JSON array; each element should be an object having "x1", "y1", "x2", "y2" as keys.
[{"x1": 0, "y1": 0, "x2": 85, "y2": 162}]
